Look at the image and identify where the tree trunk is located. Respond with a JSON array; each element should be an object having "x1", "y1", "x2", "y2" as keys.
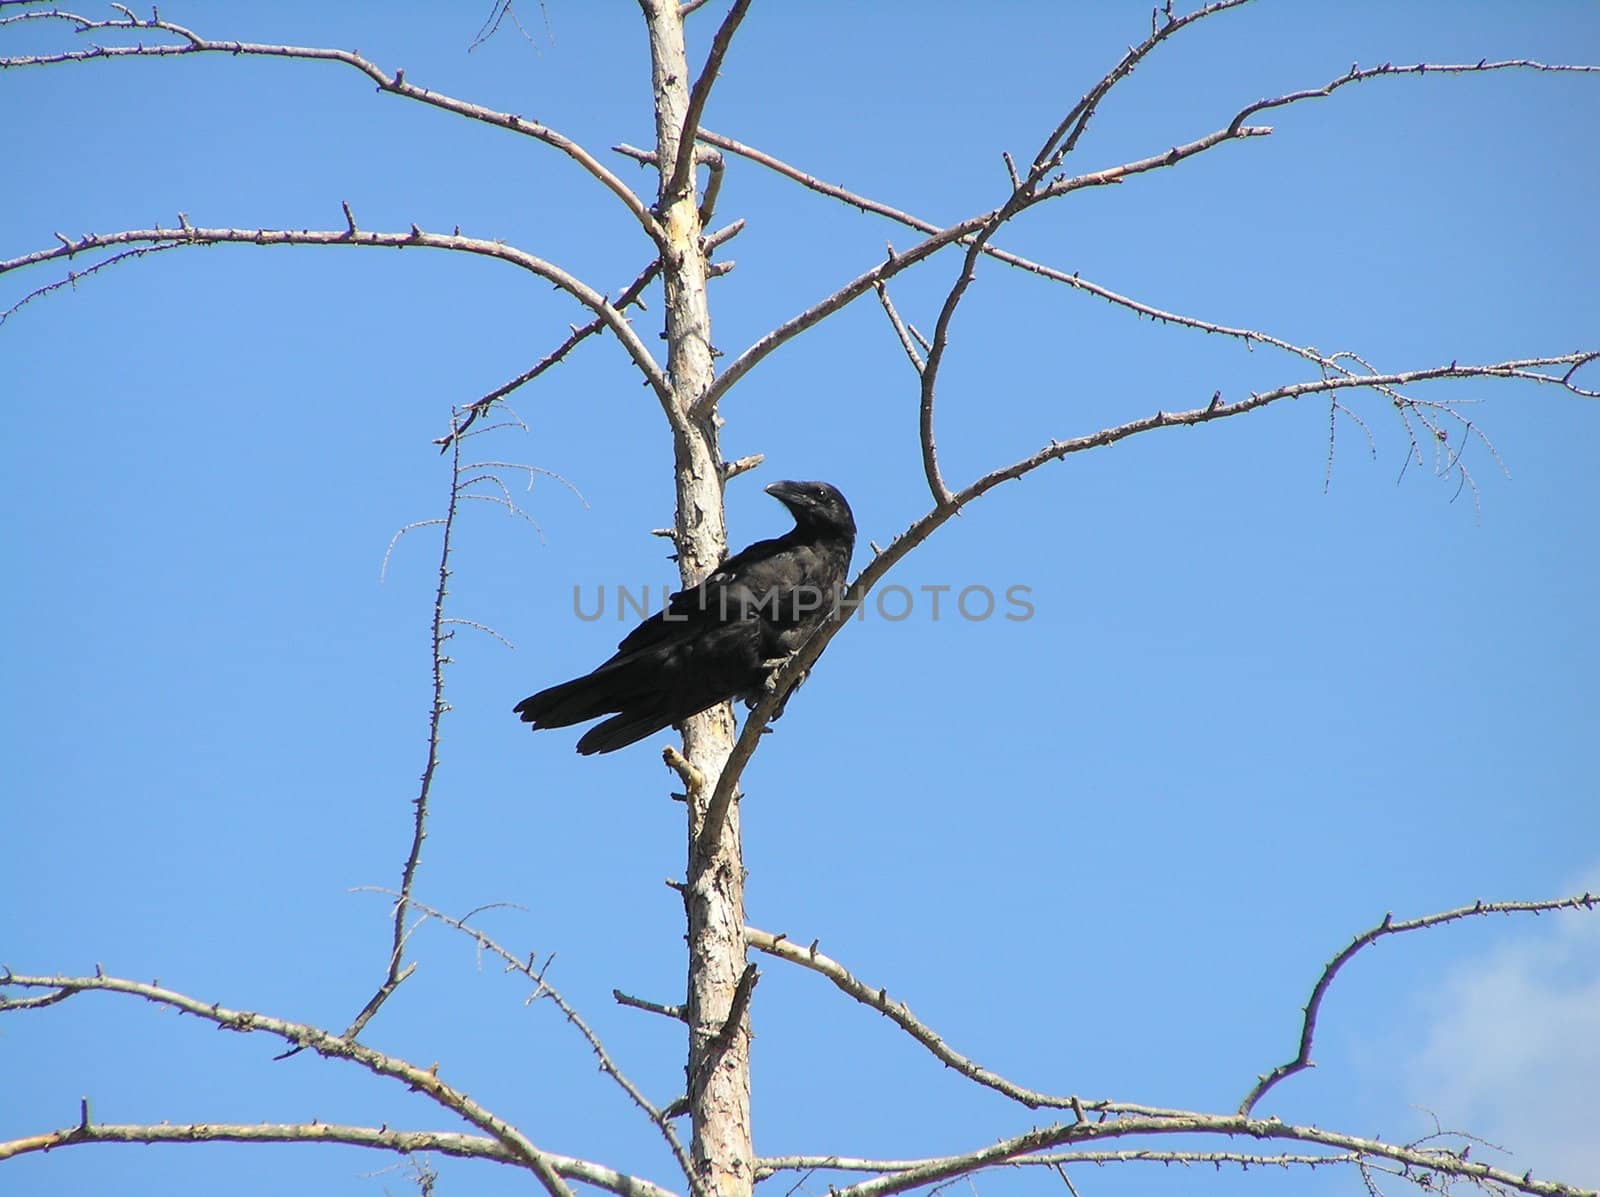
[{"x1": 639, "y1": 6, "x2": 752, "y2": 1197}]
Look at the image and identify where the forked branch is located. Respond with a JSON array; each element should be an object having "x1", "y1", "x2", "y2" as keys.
[
  {"x1": 697, "y1": 121, "x2": 1271, "y2": 412},
  {"x1": 0, "y1": 221, "x2": 672, "y2": 405},
  {"x1": 1239, "y1": 892, "x2": 1599, "y2": 1115},
  {"x1": 0, "y1": 1120, "x2": 676, "y2": 1197},
  {"x1": 440, "y1": 258, "x2": 663, "y2": 450},
  {"x1": 746, "y1": 927, "x2": 1083, "y2": 1111},
  {"x1": 699, "y1": 353, "x2": 1597, "y2": 841},
  {"x1": 694, "y1": 51, "x2": 1595, "y2": 410},
  {"x1": 1229, "y1": 57, "x2": 1600, "y2": 135},
  {"x1": 756, "y1": 1148, "x2": 1360, "y2": 1180},
  {"x1": 386, "y1": 895, "x2": 702, "y2": 1196},
  {"x1": 0, "y1": 970, "x2": 579, "y2": 1197},
  {"x1": 1029, "y1": 0, "x2": 1254, "y2": 173},
  {"x1": 667, "y1": 0, "x2": 752, "y2": 204},
  {"x1": 823, "y1": 1112, "x2": 1596, "y2": 1197},
  {"x1": 328, "y1": 423, "x2": 472, "y2": 1048},
  {"x1": 745, "y1": 895, "x2": 1599, "y2": 1197},
  {"x1": 437, "y1": 217, "x2": 744, "y2": 449},
  {"x1": 0, "y1": 6, "x2": 666, "y2": 249}
]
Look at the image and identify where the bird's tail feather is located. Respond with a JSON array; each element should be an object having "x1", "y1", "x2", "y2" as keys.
[
  {"x1": 576, "y1": 700, "x2": 676, "y2": 755},
  {"x1": 514, "y1": 659, "x2": 646, "y2": 728}
]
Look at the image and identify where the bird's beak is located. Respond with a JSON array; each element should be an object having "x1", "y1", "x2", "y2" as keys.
[{"x1": 765, "y1": 481, "x2": 808, "y2": 516}]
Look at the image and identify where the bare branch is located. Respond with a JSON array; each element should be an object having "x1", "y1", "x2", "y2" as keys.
[
  {"x1": 439, "y1": 255, "x2": 666, "y2": 449},
  {"x1": 0, "y1": 221, "x2": 672, "y2": 406},
  {"x1": 902, "y1": 4, "x2": 1255, "y2": 507},
  {"x1": 1036, "y1": 123, "x2": 1271, "y2": 201},
  {"x1": 694, "y1": 129, "x2": 1376, "y2": 385},
  {"x1": 469, "y1": 0, "x2": 551, "y2": 52},
  {"x1": 873, "y1": 281, "x2": 925, "y2": 376},
  {"x1": 762, "y1": 1137, "x2": 1586, "y2": 1197},
  {"x1": 616, "y1": 140, "x2": 727, "y2": 226},
  {"x1": 700, "y1": 129, "x2": 1351, "y2": 379},
  {"x1": 1230, "y1": 58, "x2": 1600, "y2": 135},
  {"x1": 1029, "y1": 0, "x2": 1254, "y2": 174},
  {"x1": 1239, "y1": 892, "x2": 1599, "y2": 1115},
  {"x1": 878, "y1": 261, "x2": 951, "y2": 509},
  {"x1": 757, "y1": 1149, "x2": 1360, "y2": 1179},
  {"x1": 697, "y1": 208, "x2": 999, "y2": 414},
  {"x1": 0, "y1": 1119, "x2": 516, "y2": 1165},
  {"x1": 720, "y1": 452, "x2": 765, "y2": 481},
  {"x1": 0, "y1": 985, "x2": 74, "y2": 1010},
  {"x1": 743, "y1": 895, "x2": 1599, "y2": 1196},
  {"x1": 0, "y1": 8, "x2": 665, "y2": 248},
  {"x1": 698, "y1": 121, "x2": 1269, "y2": 413},
  {"x1": 331, "y1": 423, "x2": 472, "y2": 1047},
  {"x1": 697, "y1": 129, "x2": 943, "y2": 235},
  {"x1": 435, "y1": 218, "x2": 745, "y2": 449},
  {"x1": 694, "y1": 52, "x2": 1598, "y2": 415},
  {"x1": 746, "y1": 928, "x2": 1082, "y2": 1111},
  {"x1": 698, "y1": 147, "x2": 726, "y2": 224},
  {"x1": 390, "y1": 897, "x2": 702, "y2": 1196},
  {"x1": 951, "y1": 355, "x2": 1594, "y2": 499},
  {"x1": 615, "y1": 989, "x2": 688, "y2": 1021},
  {"x1": 915, "y1": 222, "x2": 1011, "y2": 508},
  {"x1": 668, "y1": 0, "x2": 752, "y2": 203},
  {"x1": 695, "y1": 100, "x2": 1268, "y2": 417},
  {"x1": 705, "y1": 353, "x2": 1597, "y2": 818},
  {"x1": 0, "y1": 242, "x2": 187, "y2": 326},
  {"x1": 0, "y1": 970, "x2": 578, "y2": 1197},
  {"x1": 0, "y1": 1119, "x2": 676, "y2": 1197},
  {"x1": 691, "y1": 964, "x2": 757, "y2": 1096},
  {"x1": 826, "y1": 1113, "x2": 1598, "y2": 1197}
]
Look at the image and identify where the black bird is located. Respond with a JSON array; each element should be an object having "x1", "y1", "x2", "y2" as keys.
[{"x1": 515, "y1": 480, "x2": 855, "y2": 755}]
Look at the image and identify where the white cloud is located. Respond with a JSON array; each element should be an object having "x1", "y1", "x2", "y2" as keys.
[{"x1": 1408, "y1": 883, "x2": 1600, "y2": 1188}]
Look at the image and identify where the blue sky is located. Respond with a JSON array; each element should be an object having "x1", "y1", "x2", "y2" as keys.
[{"x1": 3, "y1": 3, "x2": 1598, "y2": 1196}]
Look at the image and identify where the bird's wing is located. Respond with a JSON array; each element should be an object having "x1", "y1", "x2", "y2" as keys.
[{"x1": 613, "y1": 534, "x2": 801, "y2": 654}]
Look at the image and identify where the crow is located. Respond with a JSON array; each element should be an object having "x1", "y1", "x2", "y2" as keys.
[{"x1": 515, "y1": 480, "x2": 856, "y2": 755}]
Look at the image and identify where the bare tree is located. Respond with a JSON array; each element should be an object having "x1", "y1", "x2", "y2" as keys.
[{"x1": 3, "y1": 5, "x2": 1596, "y2": 1197}]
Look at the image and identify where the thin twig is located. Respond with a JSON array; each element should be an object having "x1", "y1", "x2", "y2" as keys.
[
  {"x1": 0, "y1": 220, "x2": 673, "y2": 406},
  {"x1": 757, "y1": 1149, "x2": 1361, "y2": 1178},
  {"x1": 823, "y1": 1111, "x2": 1596, "y2": 1197},
  {"x1": 1030, "y1": 0, "x2": 1254, "y2": 175},
  {"x1": 437, "y1": 217, "x2": 744, "y2": 450},
  {"x1": 697, "y1": 121, "x2": 1271, "y2": 414},
  {"x1": 334, "y1": 419, "x2": 471, "y2": 1046},
  {"x1": 698, "y1": 128, "x2": 1350, "y2": 372},
  {"x1": 694, "y1": 53, "x2": 1599, "y2": 411},
  {"x1": 720, "y1": 452, "x2": 765, "y2": 481},
  {"x1": 438, "y1": 255, "x2": 664, "y2": 449},
  {"x1": 747, "y1": 927, "x2": 1083, "y2": 1111},
  {"x1": 0, "y1": 1119, "x2": 674, "y2": 1197},
  {"x1": 0, "y1": 971, "x2": 578, "y2": 1197},
  {"x1": 383, "y1": 897, "x2": 703, "y2": 1197},
  {"x1": 0, "y1": 7, "x2": 665, "y2": 249},
  {"x1": 1229, "y1": 57, "x2": 1600, "y2": 136},
  {"x1": 0, "y1": 242, "x2": 186, "y2": 326},
  {"x1": 704, "y1": 353, "x2": 1599, "y2": 821},
  {"x1": 614, "y1": 989, "x2": 688, "y2": 1021},
  {"x1": 1238, "y1": 892, "x2": 1599, "y2": 1115},
  {"x1": 873, "y1": 281, "x2": 925, "y2": 374},
  {"x1": 668, "y1": 0, "x2": 752, "y2": 203}
]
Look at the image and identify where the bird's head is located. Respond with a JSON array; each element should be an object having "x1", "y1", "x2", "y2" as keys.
[{"x1": 765, "y1": 480, "x2": 856, "y2": 538}]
